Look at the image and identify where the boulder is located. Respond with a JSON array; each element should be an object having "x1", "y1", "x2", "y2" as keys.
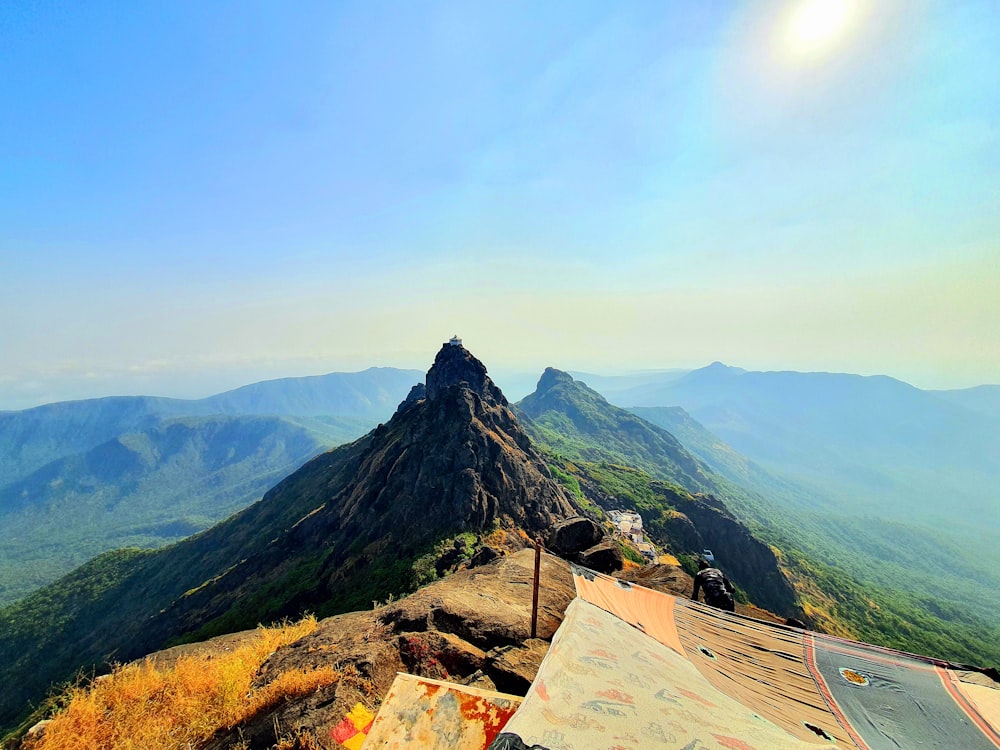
[
  {"x1": 379, "y1": 550, "x2": 574, "y2": 648},
  {"x1": 458, "y1": 669, "x2": 499, "y2": 691},
  {"x1": 397, "y1": 630, "x2": 486, "y2": 679},
  {"x1": 577, "y1": 539, "x2": 624, "y2": 574},
  {"x1": 435, "y1": 537, "x2": 470, "y2": 576},
  {"x1": 547, "y1": 516, "x2": 603, "y2": 557},
  {"x1": 468, "y1": 545, "x2": 500, "y2": 568},
  {"x1": 484, "y1": 638, "x2": 550, "y2": 695}
]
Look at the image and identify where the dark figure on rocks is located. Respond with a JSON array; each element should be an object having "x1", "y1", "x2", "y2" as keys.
[{"x1": 691, "y1": 558, "x2": 735, "y2": 612}]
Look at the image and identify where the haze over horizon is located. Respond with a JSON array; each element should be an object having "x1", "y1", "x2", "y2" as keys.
[{"x1": 2, "y1": 1, "x2": 997, "y2": 411}]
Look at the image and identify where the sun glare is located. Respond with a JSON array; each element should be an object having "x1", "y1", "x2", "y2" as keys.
[{"x1": 783, "y1": 0, "x2": 859, "y2": 62}]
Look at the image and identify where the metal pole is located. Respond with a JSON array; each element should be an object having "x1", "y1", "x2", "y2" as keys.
[{"x1": 531, "y1": 537, "x2": 542, "y2": 639}]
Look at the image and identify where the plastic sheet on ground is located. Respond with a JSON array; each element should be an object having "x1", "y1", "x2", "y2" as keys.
[{"x1": 362, "y1": 672, "x2": 521, "y2": 749}]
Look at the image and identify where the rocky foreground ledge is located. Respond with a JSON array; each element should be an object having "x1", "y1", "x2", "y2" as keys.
[
  {"x1": 15, "y1": 542, "x2": 782, "y2": 750},
  {"x1": 175, "y1": 549, "x2": 573, "y2": 750}
]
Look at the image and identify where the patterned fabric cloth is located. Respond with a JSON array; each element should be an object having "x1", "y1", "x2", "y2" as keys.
[{"x1": 332, "y1": 702, "x2": 376, "y2": 750}]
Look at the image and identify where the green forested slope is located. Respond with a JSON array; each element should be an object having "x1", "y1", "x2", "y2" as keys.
[
  {"x1": 515, "y1": 370, "x2": 1000, "y2": 668},
  {"x1": 0, "y1": 367, "x2": 422, "y2": 604},
  {"x1": 0, "y1": 415, "x2": 368, "y2": 604},
  {"x1": 631, "y1": 404, "x2": 1000, "y2": 625}
]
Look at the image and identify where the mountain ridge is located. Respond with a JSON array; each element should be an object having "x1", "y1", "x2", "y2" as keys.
[
  {"x1": 0, "y1": 368, "x2": 423, "y2": 603},
  {"x1": 4, "y1": 353, "x2": 999, "y2": 734},
  {"x1": 0, "y1": 415, "x2": 367, "y2": 604},
  {"x1": 515, "y1": 367, "x2": 714, "y2": 493},
  {"x1": 0, "y1": 344, "x2": 580, "y2": 730},
  {"x1": 514, "y1": 367, "x2": 799, "y2": 617}
]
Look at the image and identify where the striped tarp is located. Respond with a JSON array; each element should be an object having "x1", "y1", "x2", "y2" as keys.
[{"x1": 490, "y1": 566, "x2": 1000, "y2": 750}]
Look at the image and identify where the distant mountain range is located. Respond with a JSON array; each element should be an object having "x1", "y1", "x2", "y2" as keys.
[
  {"x1": 0, "y1": 367, "x2": 422, "y2": 603},
  {"x1": 597, "y1": 363, "x2": 1000, "y2": 502},
  {"x1": 933, "y1": 384, "x2": 1000, "y2": 418},
  {"x1": 2, "y1": 347, "x2": 999, "y2": 735},
  {"x1": 4, "y1": 359, "x2": 996, "y2": 616},
  {"x1": 587, "y1": 363, "x2": 1000, "y2": 623}
]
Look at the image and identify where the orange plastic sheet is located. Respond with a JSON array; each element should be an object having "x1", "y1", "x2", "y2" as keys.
[{"x1": 571, "y1": 566, "x2": 683, "y2": 655}]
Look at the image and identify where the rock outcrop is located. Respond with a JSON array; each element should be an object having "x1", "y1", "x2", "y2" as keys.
[
  {"x1": 425, "y1": 343, "x2": 507, "y2": 405},
  {"x1": 660, "y1": 489, "x2": 799, "y2": 617},
  {"x1": 547, "y1": 516, "x2": 604, "y2": 556},
  {"x1": 199, "y1": 549, "x2": 576, "y2": 749},
  {"x1": 576, "y1": 538, "x2": 624, "y2": 573},
  {"x1": 546, "y1": 516, "x2": 623, "y2": 574}
]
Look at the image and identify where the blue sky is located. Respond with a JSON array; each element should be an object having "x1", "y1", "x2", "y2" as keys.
[{"x1": 1, "y1": 0, "x2": 997, "y2": 409}]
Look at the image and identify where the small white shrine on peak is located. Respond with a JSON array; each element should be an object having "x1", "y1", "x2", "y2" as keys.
[{"x1": 447, "y1": 335, "x2": 463, "y2": 347}]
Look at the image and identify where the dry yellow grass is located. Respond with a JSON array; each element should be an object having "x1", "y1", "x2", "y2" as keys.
[
  {"x1": 33, "y1": 616, "x2": 337, "y2": 750},
  {"x1": 619, "y1": 557, "x2": 643, "y2": 572}
]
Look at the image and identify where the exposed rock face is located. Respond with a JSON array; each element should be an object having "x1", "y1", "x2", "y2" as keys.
[
  {"x1": 658, "y1": 509, "x2": 704, "y2": 551},
  {"x1": 394, "y1": 382, "x2": 427, "y2": 415},
  {"x1": 338, "y1": 344, "x2": 576, "y2": 539},
  {"x1": 198, "y1": 550, "x2": 576, "y2": 749},
  {"x1": 485, "y1": 639, "x2": 550, "y2": 695},
  {"x1": 665, "y1": 490, "x2": 799, "y2": 617},
  {"x1": 577, "y1": 539, "x2": 624, "y2": 574},
  {"x1": 425, "y1": 343, "x2": 506, "y2": 404},
  {"x1": 469, "y1": 546, "x2": 500, "y2": 568},
  {"x1": 547, "y1": 516, "x2": 604, "y2": 556},
  {"x1": 377, "y1": 550, "x2": 572, "y2": 651}
]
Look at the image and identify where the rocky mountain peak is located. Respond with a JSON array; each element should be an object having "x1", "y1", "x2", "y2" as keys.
[
  {"x1": 424, "y1": 341, "x2": 506, "y2": 405},
  {"x1": 535, "y1": 367, "x2": 574, "y2": 393},
  {"x1": 113, "y1": 344, "x2": 581, "y2": 662}
]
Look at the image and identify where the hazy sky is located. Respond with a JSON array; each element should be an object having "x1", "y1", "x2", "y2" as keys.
[{"x1": 2, "y1": 0, "x2": 997, "y2": 409}]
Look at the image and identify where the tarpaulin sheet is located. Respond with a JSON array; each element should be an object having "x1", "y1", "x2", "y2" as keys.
[
  {"x1": 673, "y1": 591, "x2": 850, "y2": 745},
  {"x1": 489, "y1": 598, "x2": 827, "y2": 749},
  {"x1": 489, "y1": 566, "x2": 1000, "y2": 750},
  {"x1": 362, "y1": 672, "x2": 521, "y2": 749},
  {"x1": 805, "y1": 633, "x2": 1000, "y2": 749}
]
